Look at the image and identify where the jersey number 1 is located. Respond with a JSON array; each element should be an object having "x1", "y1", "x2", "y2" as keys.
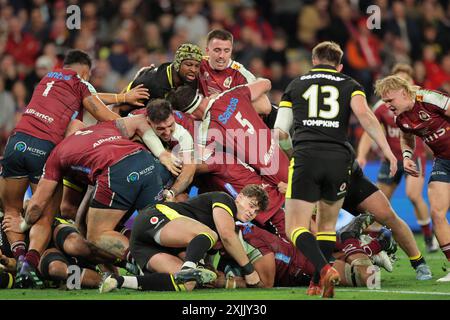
[
  {"x1": 302, "y1": 84, "x2": 339, "y2": 119},
  {"x1": 42, "y1": 81, "x2": 55, "y2": 97}
]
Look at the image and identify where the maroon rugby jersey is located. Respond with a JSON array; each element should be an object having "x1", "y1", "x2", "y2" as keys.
[
  {"x1": 203, "y1": 86, "x2": 289, "y2": 185},
  {"x1": 373, "y1": 101, "x2": 425, "y2": 161},
  {"x1": 14, "y1": 69, "x2": 96, "y2": 145},
  {"x1": 42, "y1": 121, "x2": 145, "y2": 185},
  {"x1": 240, "y1": 223, "x2": 314, "y2": 286},
  {"x1": 198, "y1": 58, "x2": 255, "y2": 96},
  {"x1": 205, "y1": 154, "x2": 285, "y2": 225},
  {"x1": 395, "y1": 89, "x2": 450, "y2": 159}
]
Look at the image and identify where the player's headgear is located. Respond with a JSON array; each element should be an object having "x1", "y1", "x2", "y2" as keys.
[{"x1": 173, "y1": 43, "x2": 203, "y2": 72}]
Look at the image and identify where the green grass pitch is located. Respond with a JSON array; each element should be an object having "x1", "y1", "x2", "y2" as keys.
[{"x1": 1, "y1": 235, "x2": 449, "y2": 300}]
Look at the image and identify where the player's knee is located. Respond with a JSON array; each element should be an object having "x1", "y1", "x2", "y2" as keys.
[
  {"x1": 59, "y1": 202, "x2": 78, "y2": 220},
  {"x1": 63, "y1": 234, "x2": 91, "y2": 258},
  {"x1": 405, "y1": 189, "x2": 422, "y2": 203},
  {"x1": 430, "y1": 207, "x2": 447, "y2": 223},
  {"x1": 40, "y1": 251, "x2": 69, "y2": 281}
]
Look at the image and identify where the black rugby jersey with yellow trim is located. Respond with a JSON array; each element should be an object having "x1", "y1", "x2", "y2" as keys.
[
  {"x1": 156, "y1": 192, "x2": 237, "y2": 231},
  {"x1": 126, "y1": 62, "x2": 175, "y2": 105},
  {"x1": 279, "y1": 64, "x2": 365, "y2": 151}
]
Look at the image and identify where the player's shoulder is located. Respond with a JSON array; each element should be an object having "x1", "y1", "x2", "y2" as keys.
[
  {"x1": 372, "y1": 99, "x2": 387, "y2": 112},
  {"x1": 416, "y1": 89, "x2": 449, "y2": 110}
]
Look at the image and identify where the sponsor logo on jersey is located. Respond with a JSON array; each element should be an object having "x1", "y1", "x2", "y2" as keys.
[
  {"x1": 14, "y1": 141, "x2": 27, "y2": 152},
  {"x1": 300, "y1": 73, "x2": 344, "y2": 81},
  {"x1": 174, "y1": 111, "x2": 184, "y2": 119},
  {"x1": 231, "y1": 63, "x2": 241, "y2": 71},
  {"x1": 127, "y1": 171, "x2": 140, "y2": 183},
  {"x1": 92, "y1": 136, "x2": 122, "y2": 148},
  {"x1": 424, "y1": 128, "x2": 446, "y2": 143},
  {"x1": 418, "y1": 110, "x2": 431, "y2": 121},
  {"x1": 223, "y1": 76, "x2": 232, "y2": 88},
  {"x1": 218, "y1": 97, "x2": 239, "y2": 125},
  {"x1": 275, "y1": 252, "x2": 291, "y2": 264},
  {"x1": 75, "y1": 130, "x2": 93, "y2": 136},
  {"x1": 416, "y1": 95, "x2": 423, "y2": 102},
  {"x1": 24, "y1": 108, "x2": 54, "y2": 123},
  {"x1": 46, "y1": 71, "x2": 72, "y2": 81}
]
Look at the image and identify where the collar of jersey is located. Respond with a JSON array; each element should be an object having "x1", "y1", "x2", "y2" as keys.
[{"x1": 310, "y1": 64, "x2": 338, "y2": 73}]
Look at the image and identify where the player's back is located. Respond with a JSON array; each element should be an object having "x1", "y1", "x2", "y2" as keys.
[
  {"x1": 49, "y1": 121, "x2": 144, "y2": 184},
  {"x1": 162, "y1": 191, "x2": 237, "y2": 229},
  {"x1": 128, "y1": 63, "x2": 173, "y2": 102},
  {"x1": 282, "y1": 65, "x2": 365, "y2": 151},
  {"x1": 14, "y1": 69, "x2": 95, "y2": 145}
]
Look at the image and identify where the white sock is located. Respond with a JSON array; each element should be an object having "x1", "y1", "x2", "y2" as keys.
[{"x1": 121, "y1": 276, "x2": 139, "y2": 289}]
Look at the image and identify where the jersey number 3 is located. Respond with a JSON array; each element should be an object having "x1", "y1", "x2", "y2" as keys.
[{"x1": 302, "y1": 84, "x2": 339, "y2": 119}]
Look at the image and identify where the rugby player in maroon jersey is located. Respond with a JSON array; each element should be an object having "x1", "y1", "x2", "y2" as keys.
[
  {"x1": 375, "y1": 75, "x2": 450, "y2": 282},
  {"x1": 358, "y1": 64, "x2": 438, "y2": 253}
]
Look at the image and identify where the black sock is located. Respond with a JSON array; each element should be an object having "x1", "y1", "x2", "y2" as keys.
[
  {"x1": 113, "y1": 274, "x2": 125, "y2": 288},
  {"x1": 0, "y1": 272, "x2": 14, "y2": 289},
  {"x1": 312, "y1": 232, "x2": 336, "y2": 283},
  {"x1": 185, "y1": 233, "x2": 215, "y2": 265},
  {"x1": 136, "y1": 273, "x2": 184, "y2": 291},
  {"x1": 410, "y1": 254, "x2": 426, "y2": 269},
  {"x1": 292, "y1": 228, "x2": 327, "y2": 282}
]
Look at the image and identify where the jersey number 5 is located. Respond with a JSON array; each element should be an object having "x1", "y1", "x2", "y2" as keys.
[
  {"x1": 302, "y1": 84, "x2": 339, "y2": 119},
  {"x1": 235, "y1": 111, "x2": 255, "y2": 134}
]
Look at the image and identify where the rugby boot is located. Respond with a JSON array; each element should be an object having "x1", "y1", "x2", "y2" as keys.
[
  {"x1": 371, "y1": 251, "x2": 394, "y2": 272},
  {"x1": 425, "y1": 236, "x2": 439, "y2": 253},
  {"x1": 16, "y1": 260, "x2": 44, "y2": 289},
  {"x1": 338, "y1": 213, "x2": 375, "y2": 242},
  {"x1": 174, "y1": 267, "x2": 217, "y2": 285},
  {"x1": 99, "y1": 273, "x2": 121, "y2": 293},
  {"x1": 415, "y1": 263, "x2": 432, "y2": 281},
  {"x1": 436, "y1": 272, "x2": 450, "y2": 282},
  {"x1": 306, "y1": 281, "x2": 321, "y2": 296},
  {"x1": 319, "y1": 264, "x2": 340, "y2": 298}
]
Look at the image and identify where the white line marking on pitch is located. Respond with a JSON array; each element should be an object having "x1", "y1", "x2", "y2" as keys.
[{"x1": 336, "y1": 289, "x2": 450, "y2": 296}]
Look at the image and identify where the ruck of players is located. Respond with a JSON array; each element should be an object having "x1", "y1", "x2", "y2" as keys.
[{"x1": 0, "y1": 27, "x2": 449, "y2": 299}]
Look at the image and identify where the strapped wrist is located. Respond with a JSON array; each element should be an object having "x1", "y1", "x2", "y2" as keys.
[
  {"x1": 241, "y1": 262, "x2": 255, "y2": 276},
  {"x1": 402, "y1": 150, "x2": 413, "y2": 159}
]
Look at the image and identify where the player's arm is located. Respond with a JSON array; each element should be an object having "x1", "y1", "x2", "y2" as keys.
[
  {"x1": 246, "y1": 78, "x2": 272, "y2": 102},
  {"x1": 351, "y1": 94, "x2": 397, "y2": 177},
  {"x1": 24, "y1": 179, "x2": 59, "y2": 226},
  {"x1": 356, "y1": 132, "x2": 372, "y2": 168},
  {"x1": 273, "y1": 105, "x2": 293, "y2": 157},
  {"x1": 253, "y1": 252, "x2": 275, "y2": 288},
  {"x1": 400, "y1": 130, "x2": 419, "y2": 177},
  {"x1": 82, "y1": 95, "x2": 120, "y2": 121},
  {"x1": 97, "y1": 84, "x2": 150, "y2": 107},
  {"x1": 212, "y1": 207, "x2": 261, "y2": 286}
]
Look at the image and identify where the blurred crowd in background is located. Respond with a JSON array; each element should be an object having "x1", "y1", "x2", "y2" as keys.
[{"x1": 1, "y1": 0, "x2": 450, "y2": 156}]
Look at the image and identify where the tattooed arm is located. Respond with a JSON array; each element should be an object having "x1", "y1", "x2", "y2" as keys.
[{"x1": 82, "y1": 95, "x2": 120, "y2": 121}]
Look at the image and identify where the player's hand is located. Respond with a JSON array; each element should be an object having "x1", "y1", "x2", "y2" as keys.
[
  {"x1": 277, "y1": 182, "x2": 287, "y2": 194},
  {"x1": 244, "y1": 270, "x2": 261, "y2": 287},
  {"x1": 162, "y1": 189, "x2": 175, "y2": 202},
  {"x1": 387, "y1": 154, "x2": 398, "y2": 177},
  {"x1": 356, "y1": 156, "x2": 367, "y2": 169},
  {"x1": 159, "y1": 151, "x2": 182, "y2": 176},
  {"x1": 2, "y1": 214, "x2": 25, "y2": 234},
  {"x1": 125, "y1": 84, "x2": 150, "y2": 106},
  {"x1": 403, "y1": 158, "x2": 419, "y2": 177},
  {"x1": 0, "y1": 251, "x2": 16, "y2": 273}
]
